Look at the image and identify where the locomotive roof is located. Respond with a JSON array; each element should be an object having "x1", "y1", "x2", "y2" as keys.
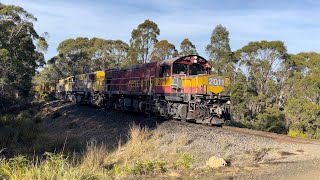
[
  {"x1": 160, "y1": 55, "x2": 207, "y2": 66},
  {"x1": 106, "y1": 62, "x2": 158, "y2": 71},
  {"x1": 105, "y1": 55, "x2": 208, "y2": 72}
]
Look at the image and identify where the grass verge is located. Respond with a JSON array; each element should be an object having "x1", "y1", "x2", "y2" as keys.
[{"x1": 0, "y1": 124, "x2": 195, "y2": 179}]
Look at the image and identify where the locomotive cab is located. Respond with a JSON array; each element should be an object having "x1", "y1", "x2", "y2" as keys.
[
  {"x1": 160, "y1": 55, "x2": 229, "y2": 95},
  {"x1": 171, "y1": 55, "x2": 209, "y2": 76},
  {"x1": 158, "y1": 55, "x2": 231, "y2": 125}
]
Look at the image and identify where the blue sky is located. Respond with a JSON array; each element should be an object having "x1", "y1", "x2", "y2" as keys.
[{"x1": 2, "y1": 0, "x2": 320, "y2": 61}]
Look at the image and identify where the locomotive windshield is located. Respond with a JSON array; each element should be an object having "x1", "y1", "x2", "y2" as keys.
[
  {"x1": 190, "y1": 63, "x2": 204, "y2": 75},
  {"x1": 173, "y1": 63, "x2": 188, "y2": 75},
  {"x1": 164, "y1": 56, "x2": 211, "y2": 76}
]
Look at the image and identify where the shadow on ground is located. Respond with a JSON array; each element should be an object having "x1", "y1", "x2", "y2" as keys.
[{"x1": 39, "y1": 101, "x2": 166, "y2": 152}]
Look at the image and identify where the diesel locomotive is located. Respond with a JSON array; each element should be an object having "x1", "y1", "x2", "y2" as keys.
[{"x1": 36, "y1": 55, "x2": 231, "y2": 125}]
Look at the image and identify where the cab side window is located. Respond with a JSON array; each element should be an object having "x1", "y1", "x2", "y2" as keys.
[
  {"x1": 160, "y1": 65, "x2": 171, "y2": 77},
  {"x1": 206, "y1": 68, "x2": 212, "y2": 75}
]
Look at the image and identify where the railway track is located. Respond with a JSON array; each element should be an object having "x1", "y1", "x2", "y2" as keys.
[
  {"x1": 46, "y1": 101, "x2": 320, "y2": 146},
  {"x1": 223, "y1": 126, "x2": 320, "y2": 145},
  {"x1": 169, "y1": 120, "x2": 320, "y2": 146}
]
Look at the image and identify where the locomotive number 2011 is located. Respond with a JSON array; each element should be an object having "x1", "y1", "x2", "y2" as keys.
[{"x1": 208, "y1": 78, "x2": 225, "y2": 86}]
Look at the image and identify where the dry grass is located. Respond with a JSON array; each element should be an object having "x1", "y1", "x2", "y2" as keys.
[
  {"x1": 104, "y1": 124, "x2": 193, "y2": 176},
  {"x1": 0, "y1": 144, "x2": 109, "y2": 179},
  {"x1": 0, "y1": 124, "x2": 193, "y2": 179}
]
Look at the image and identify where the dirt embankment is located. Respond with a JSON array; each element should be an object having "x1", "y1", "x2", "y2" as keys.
[{"x1": 39, "y1": 101, "x2": 320, "y2": 179}]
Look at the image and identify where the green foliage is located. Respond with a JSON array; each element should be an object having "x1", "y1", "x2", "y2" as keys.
[
  {"x1": 35, "y1": 91, "x2": 50, "y2": 102},
  {"x1": 282, "y1": 53, "x2": 320, "y2": 139},
  {"x1": 0, "y1": 142, "x2": 96, "y2": 179},
  {"x1": 255, "y1": 105, "x2": 286, "y2": 134},
  {"x1": 288, "y1": 129, "x2": 308, "y2": 138},
  {"x1": 173, "y1": 153, "x2": 192, "y2": 169},
  {"x1": 0, "y1": 111, "x2": 39, "y2": 153},
  {"x1": 2, "y1": 1, "x2": 319, "y2": 143},
  {"x1": 237, "y1": 40, "x2": 287, "y2": 95},
  {"x1": 129, "y1": 19, "x2": 160, "y2": 64},
  {"x1": 231, "y1": 40, "x2": 288, "y2": 128},
  {"x1": 34, "y1": 37, "x2": 129, "y2": 84},
  {"x1": 0, "y1": 3, "x2": 47, "y2": 109},
  {"x1": 150, "y1": 40, "x2": 176, "y2": 62},
  {"x1": 110, "y1": 164, "x2": 122, "y2": 176},
  {"x1": 180, "y1": 38, "x2": 197, "y2": 56},
  {"x1": 0, "y1": 155, "x2": 29, "y2": 179},
  {"x1": 131, "y1": 160, "x2": 166, "y2": 175},
  {"x1": 38, "y1": 37, "x2": 129, "y2": 83},
  {"x1": 110, "y1": 160, "x2": 167, "y2": 176},
  {"x1": 231, "y1": 47, "x2": 320, "y2": 138},
  {"x1": 0, "y1": 153, "x2": 70, "y2": 179},
  {"x1": 230, "y1": 80, "x2": 250, "y2": 120},
  {"x1": 206, "y1": 24, "x2": 234, "y2": 76}
]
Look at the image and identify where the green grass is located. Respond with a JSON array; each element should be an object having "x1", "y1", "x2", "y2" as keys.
[{"x1": 130, "y1": 160, "x2": 167, "y2": 175}]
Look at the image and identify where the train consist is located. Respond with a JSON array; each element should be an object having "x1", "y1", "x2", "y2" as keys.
[{"x1": 36, "y1": 55, "x2": 231, "y2": 125}]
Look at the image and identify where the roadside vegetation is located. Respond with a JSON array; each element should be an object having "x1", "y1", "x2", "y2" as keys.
[
  {"x1": 0, "y1": 106, "x2": 82, "y2": 157},
  {"x1": 0, "y1": 124, "x2": 196, "y2": 179}
]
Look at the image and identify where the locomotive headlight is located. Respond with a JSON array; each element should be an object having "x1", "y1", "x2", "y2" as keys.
[
  {"x1": 194, "y1": 59, "x2": 197, "y2": 63},
  {"x1": 226, "y1": 101, "x2": 231, "y2": 105}
]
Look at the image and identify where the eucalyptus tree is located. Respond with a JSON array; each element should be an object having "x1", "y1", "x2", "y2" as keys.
[
  {"x1": 233, "y1": 40, "x2": 288, "y2": 133},
  {"x1": 180, "y1": 38, "x2": 197, "y2": 56},
  {"x1": 206, "y1": 24, "x2": 233, "y2": 75},
  {"x1": 90, "y1": 38, "x2": 129, "y2": 69},
  {"x1": 283, "y1": 52, "x2": 320, "y2": 138},
  {"x1": 51, "y1": 37, "x2": 129, "y2": 78},
  {"x1": 236, "y1": 40, "x2": 287, "y2": 95},
  {"x1": 150, "y1": 40, "x2": 176, "y2": 62},
  {"x1": 57, "y1": 37, "x2": 93, "y2": 75},
  {"x1": 129, "y1": 19, "x2": 160, "y2": 64},
  {"x1": 0, "y1": 3, "x2": 47, "y2": 108},
  {"x1": 111, "y1": 40, "x2": 129, "y2": 66}
]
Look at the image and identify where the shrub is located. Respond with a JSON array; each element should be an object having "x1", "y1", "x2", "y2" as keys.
[
  {"x1": 255, "y1": 105, "x2": 287, "y2": 134},
  {"x1": 131, "y1": 160, "x2": 166, "y2": 175},
  {"x1": 174, "y1": 153, "x2": 192, "y2": 169},
  {"x1": 288, "y1": 129, "x2": 308, "y2": 138},
  {"x1": 0, "y1": 111, "x2": 40, "y2": 155}
]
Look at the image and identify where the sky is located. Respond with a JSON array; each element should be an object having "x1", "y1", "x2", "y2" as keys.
[{"x1": 2, "y1": 0, "x2": 320, "y2": 61}]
